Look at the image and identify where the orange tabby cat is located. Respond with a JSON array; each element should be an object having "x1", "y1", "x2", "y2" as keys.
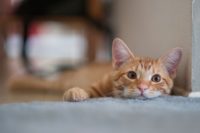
[
  {"x1": 9, "y1": 38, "x2": 189, "y2": 101},
  {"x1": 63, "y1": 38, "x2": 188, "y2": 101}
]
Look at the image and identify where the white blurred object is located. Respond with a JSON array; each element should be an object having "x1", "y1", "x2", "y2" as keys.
[
  {"x1": 189, "y1": 92, "x2": 200, "y2": 98},
  {"x1": 27, "y1": 22, "x2": 87, "y2": 73}
]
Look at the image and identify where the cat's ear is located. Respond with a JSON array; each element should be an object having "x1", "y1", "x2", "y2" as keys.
[
  {"x1": 112, "y1": 38, "x2": 134, "y2": 69},
  {"x1": 159, "y1": 47, "x2": 182, "y2": 78}
]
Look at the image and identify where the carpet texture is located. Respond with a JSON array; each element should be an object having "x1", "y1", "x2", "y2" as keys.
[{"x1": 0, "y1": 96, "x2": 200, "y2": 133}]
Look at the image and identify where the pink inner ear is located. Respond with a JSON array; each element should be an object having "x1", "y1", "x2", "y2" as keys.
[
  {"x1": 162, "y1": 48, "x2": 182, "y2": 75},
  {"x1": 112, "y1": 38, "x2": 133, "y2": 68}
]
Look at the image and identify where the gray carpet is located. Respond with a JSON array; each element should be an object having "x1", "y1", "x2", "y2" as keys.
[{"x1": 0, "y1": 96, "x2": 200, "y2": 133}]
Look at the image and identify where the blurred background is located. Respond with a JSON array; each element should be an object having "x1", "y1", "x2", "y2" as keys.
[{"x1": 0, "y1": 0, "x2": 192, "y2": 103}]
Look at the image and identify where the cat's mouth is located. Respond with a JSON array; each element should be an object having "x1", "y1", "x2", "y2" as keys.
[{"x1": 131, "y1": 88, "x2": 162, "y2": 99}]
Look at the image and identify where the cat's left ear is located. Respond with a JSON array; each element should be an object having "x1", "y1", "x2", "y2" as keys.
[
  {"x1": 159, "y1": 47, "x2": 182, "y2": 78},
  {"x1": 112, "y1": 38, "x2": 134, "y2": 69}
]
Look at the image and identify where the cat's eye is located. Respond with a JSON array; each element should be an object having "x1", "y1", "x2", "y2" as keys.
[
  {"x1": 127, "y1": 71, "x2": 137, "y2": 79},
  {"x1": 151, "y1": 74, "x2": 161, "y2": 82}
]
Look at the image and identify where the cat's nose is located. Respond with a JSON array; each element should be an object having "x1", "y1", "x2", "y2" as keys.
[{"x1": 138, "y1": 84, "x2": 148, "y2": 93}]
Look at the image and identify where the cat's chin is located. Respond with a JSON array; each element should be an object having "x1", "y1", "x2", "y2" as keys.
[
  {"x1": 131, "y1": 91, "x2": 162, "y2": 99},
  {"x1": 143, "y1": 90, "x2": 162, "y2": 98}
]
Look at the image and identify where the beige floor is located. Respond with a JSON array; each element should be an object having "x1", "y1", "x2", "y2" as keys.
[{"x1": 0, "y1": 58, "x2": 111, "y2": 104}]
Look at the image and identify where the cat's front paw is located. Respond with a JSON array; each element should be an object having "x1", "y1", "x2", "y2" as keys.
[{"x1": 63, "y1": 87, "x2": 89, "y2": 102}]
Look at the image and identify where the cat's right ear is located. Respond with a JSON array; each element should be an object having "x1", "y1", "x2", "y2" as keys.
[
  {"x1": 112, "y1": 38, "x2": 134, "y2": 69},
  {"x1": 159, "y1": 47, "x2": 182, "y2": 78}
]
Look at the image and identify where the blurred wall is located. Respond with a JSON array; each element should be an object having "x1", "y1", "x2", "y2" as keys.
[
  {"x1": 192, "y1": 0, "x2": 200, "y2": 91},
  {"x1": 113, "y1": 0, "x2": 192, "y2": 90}
]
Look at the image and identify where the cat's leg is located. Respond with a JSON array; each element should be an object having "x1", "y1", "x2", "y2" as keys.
[
  {"x1": 63, "y1": 74, "x2": 114, "y2": 101},
  {"x1": 170, "y1": 87, "x2": 190, "y2": 96},
  {"x1": 171, "y1": 87, "x2": 200, "y2": 98},
  {"x1": 63, "y1": 85, "x2": 109, "y2": 101},
  {"x1": 63, "y1": 84, "x2": 113, "y2": 101},
  {"x1": 63, "y1": 87, "x2": 90, "y2": 101},
  {"x1": 188, "y1": 92, "x2": 200, "y2": 98}
]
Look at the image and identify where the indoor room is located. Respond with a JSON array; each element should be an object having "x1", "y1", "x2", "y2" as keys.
[{"x1": 0, "y1": 0, "x2": 199, "y2": 133}]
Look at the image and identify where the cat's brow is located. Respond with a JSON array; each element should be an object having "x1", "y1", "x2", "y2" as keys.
[{"x1": 162, "y1": 78, "x2": 170, "y2": 87}]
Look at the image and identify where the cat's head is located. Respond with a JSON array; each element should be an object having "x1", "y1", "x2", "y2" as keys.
[{"x1": 112, "y1": 38, "x2": 182, "y2": 99}]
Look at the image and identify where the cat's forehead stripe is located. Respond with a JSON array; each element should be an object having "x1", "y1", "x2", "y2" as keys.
[
  {"x1": 147, "y1": 65, "x2": 151, "y2": 70},
  {"x1": 137, "y1": 57, "x2": 157, "y2": 71}
]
